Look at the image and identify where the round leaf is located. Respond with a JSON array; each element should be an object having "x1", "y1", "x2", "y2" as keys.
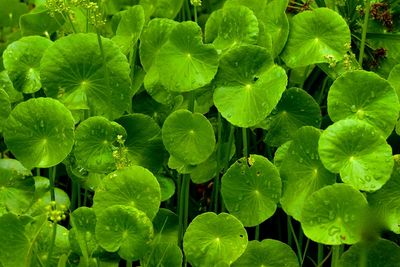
[
  {"x1": 213, "y1": 45, "x2": 287, "y2": 127},
  {"x1": 40, "y1": 33, "x2": 132, "y2": 120},
  {"x1": 263, "y1": 88, "x2": 322, "y2": 147},
  {"x1": 0, "y1": 70, "x2": 23, "y2": 103},
  {"x1": 3, "y1": 36, "x2": 52, "y2": 93},
  {"x1": 301, "y1": 183, "x2": 368, "y2": 245},
  {"x1": 3, "y1": 97, "x2": 75, "y2": 168},
  {"x1": 154, "y1": 21, "x2": 219, "y2": 92},
  {"x1": 388, "y1": 64, "x2": 400, "y2": 101},
  {"x1": 281, "y1": 8, "x2": 351, "y2": 68},
  {"x1": 280, "y1": 126, "x2": 336, "y2": 221},
  {"x1": 116, "y1": 114, "x2": 166, "y2": 172},
  {"x1": 0, "y1": 88, "x2": 11, "y2": 132},
  {"x1": 232, "y1": 239, "x2": 299, "y2": 267},
  {"x1": 93, "y1": 166, "x2": 161, "y2": 220},
  {"x1": 156, "y1": 176, "x2": 175, "y2": 201},
  {"x1": 183, "y1": 212, "x2": 248, "y2": 266},
  {"x1": 318, "y1": 119, "x2": 393, "y2": 192},
  {"x1": 153, "y1": 208, "x2": 179, "y2": 244},
  {"x1": 221, "y1": 154, "x2": 281, "y2": 227},
  {"x1": 95, "y1": 205, "x2": 153, "y2": 261},
  {"x1": 328, "y1": 70, "x2": 400, "y2": 137},
  {"x1": 162, "y1": 109, "x2": 216, "y2": 165},
  {"x1": 141, "y1": 242, "x2": 183, "y2": 267}
]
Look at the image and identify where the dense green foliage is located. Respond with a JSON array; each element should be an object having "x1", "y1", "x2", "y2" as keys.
[{"x1": 1, "y1": 0, "x2": 400, "y2": 266}]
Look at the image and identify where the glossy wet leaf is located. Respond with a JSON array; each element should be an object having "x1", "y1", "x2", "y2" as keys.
[
  {"x1": 232, "y1": 239, "x2": 299, "y2": 267},
  {"x1": 213, "y1": 45, "x2": 287, "y2": 127},
  {"x1": 0, "y1": 88, "x2": 10, "y2": 132},
  {"x1": 301, "y1": 184, "x2": 368, "y2": 245},
  {"x1": 112, "y1": 5, "x2": 145, "y2": 55},
  {"x1": 318, "y1": 119, "x2": 393, "y2": 191},
  {"x1": 281, "y1": 8, "x2": 351, "y2": 68},
  {"x1": 93, "y1": 166, "x2": 161, "y2": 220},
  {"x1": 280, "y1": 127, "x2": 336, "y2": 221},
  {"x1": 388, "y1": 64, "x2": 400, "y2": 101},
  {"x1": 154, "y1": 21, "x2": 219, "y2": 92},
  {"x1": 3, "y1": 98, "x2": 75, "y2": 169},
  {"x1": 0, "y1": 159, "x2": 34, "y2": 215},
  {"x1": 338, "y1": 239, "x2": 400, "y2": 267},
  {"x1": 263, "y1": 88, "x2": 322, "y2": 147},
  {"x1": 368, "y1": 155, "x2": 400, "y2": 234},
  {"x1": 221, "y1": 154, "x2": 281, "y2": 227},
  {"x1": 116, "y1": 114, "x2": 166, "y2": 172},
  {"x1": 328, "y1": 70, "x2": 399, "y2": 137},
  {"x1": 205, "y1": 5, "x2": 259, "y2": 51},
  {"x1": 0, "y1": 71, "x2": 23, "y2": 103},
  {"x1": 183, "y1": 212, "x2": 248, "y2": 266},
  {"x1": 152, "y1": 208, "x2": 179, "y2": 244},
  {"x1": 139, "y1": 18, "x2": 178, "y2": 72},
  {"x1": 40, "y1": 33, "x2": 132, "y2": 120},
  {"x1": 141, "y1": 242, "x2": 183, "y2": 267},
  {"x1": 95, "y1": 205, "x2": 153, "y2": 261},
  {"x1": 0, "y1": 213, "x2": 30, "y2": 267},
  {"x1": 162, "y1": 109, "x2": 216, "y2": 165},
  {"x1": 74, "y1": 116, "x2": 127, "y2": 173},
  {"x1": 156, "y1": 176, "x2": 175, "y2": 201},
  {"x1": 273, "y1": 140, "x2": 292, "y2": 169},
  {"x1": 3, "y1": 36, "x2": 52, "y2": 93}
]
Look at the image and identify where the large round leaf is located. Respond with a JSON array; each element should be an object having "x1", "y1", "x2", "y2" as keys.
[
  {"x1": 301, "y1": 184, "x2": 368, "y2": 245},
  {"x1": 95, "y1": 205, "x2": 153, "y2": 261},
  {"x1": 213, "y1": 45, "x2": 287, "y2": 127},
  {"x1": 281, "y1": 8, "x2": 351, "y2": 68},
  {"x1": 221, "y1": 154, "x2": 281, "y2": 227},
  {"x1": 3, "y1": 36, "x2": 52, "y2": 93},
  {"x1": 368, "y1": 155, "x2": 400, "y2": 234},
  {"x1": 205, "y1": 5, "x2": 259, "y2": 51},
  {"x1": 3, "y1": 97, "x2": 75, "y2": 168},
  {"x1": 152, "y1": 208, "x2": 179, "y2": 244},
  {"x1": 0, "y1": 70, "x2": 23, "y2": 103},
  {"x1": 40, "y1": 33, "x2": 132, "y2": 120},
  {"x1": 263, "y1": 88, "x2": 322, "y2": 147},
  {"x1": 116, "y1": 114, "x2": 166, "y2": 172},
  {"x1": 162, "y1": 109, "x2": 215, "y2": 165},
  {"x1": 280, "y1": 127, "x2": 336, "y2": 221},
  {"x1": 0, "y1": 159, "x2": 34, "y2": 215},
  {"x1": 154, "y1": 21, "x2": 219, "y2": 92},
  {"x1": 388, "y1": 64, "x2": 400, "y2": 101},
  {"x1": 0, "y1": 0, "x2": 28, "y2": 27},
  {"x1": 183, "y1": 212, "x2": 248, "y2": 266},
  {"x1": 338, "y1": 239, "x2": 400, "y2": 267},
  {"x1": 139, "y1": 18, "x2": 178, "y2": 72},
  {"x1": 141, "y1": 242, "x2": 182, "y2": 267},
  {"x1": 327, "y1": 70, "x2": 399, "y2": 137},
  {"x1": 0, "y1": 88, "x2": 11, "y2": 132},
  {"x1": 93, "y1": 166, "x2": 161, "y2": 220},
  {"x1": 74, "y1": 116, "x2": 127, "y2": 173},
  {"x1": 232, "y1": 239, "x2": 299, "y2": 267},
  {"x1": 318, "y1": 119, "x2": 393, "y2": 192}
]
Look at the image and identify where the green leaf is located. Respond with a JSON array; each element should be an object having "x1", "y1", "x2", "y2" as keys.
[
  {"x1": 93, "y1": 166, "x2": 161, "y2": 220},
  {"x1": 183, "y1": 212, "x2": 248, "y2": 266},
  {"x1": 19, "y1": 6, "x2": 65, "y2": 36},
  {"x1": 213, "y1": 45, "x2": 287, "y2": 127},
  {"x1": 116, "y1": 114, "x2": 166, "y2": 173},
  {"x1": 281, "y1": 8, "x2": 351, "y2": 68},
  {"x1": 95, "y1": 205, "x2": 153, "y2": 261},
  {"x1": 40, "y1": 33, "x2": 132, "y2": 120},
  {"x1": 327, "y1": 70, "x2": 400, "y2": 137},
  {"x1": 263, "y1": 88, "x2": 322, "y2": 147},
  {"x1": 0, "y1": 159, "x2": 34, "y2": 215},
  {"x1": 162, "y1": 109, "x2": 216, "y2": 165},
  {"x1": 156, "y1": 176, "x2": 175, "y2": 201},
  {"x1": 0, "y1": 88, "x2": 11, "y2": 132},
  {"x1": 388, "y1": 64, "x2": 400, "y2": 102},
  {"x1": 221, "y1": 154, "x2": 281, "y2": 227},
  {"x1": 74, "y1": 116, "x2": 127, "y2": 173},
  {"x1": 112, "y1": 5, "x2": 145, "y2": 55},
  {"x1": 154, "y1": 21, "x2": 219, "y2": 92},
  {"x1": 273, "y1": 140, "x2": 292, "y2": 169},
  {"x1": 301, "y1": 184, "x2": 368, "y2": 245},
  {"x1": 232, "y1": 239, "x2": 299, "y2": 267},
  {"x1": 3, "y1": 36, "x2": 52, "y2": 94},
  {"x1": 3, "y1": 97, "x2": 75, "y2": 169},
  {"x1": 205, "y1": 5, "x2": 259, "y2": 51},
  {"x1": 280, "y1": 127, "x2": 336, "y2": 221},
  {"x1": 318, "y1": 119, "x2": 393, "y2": 192},
  {"x1": 0, "y1": 71, "x2": 23, "y2": 103},
  {"x1": 338, "y1": 238, "x2": 400, "y2": 267},
  {"x1": 0, "y1": 0, "x2": 28, "y2": 27},
  {"x1": 152, "y1": 208, "x2": 179, "y2": 244},
  {"x1": 152, "y1": 0, "x2": 184, "y2": 19},
  {"x1": 368, "y1": 155, "x2": 400, "y2": 234},
  {"x1": 141, "y1": 242, "x2": 183, "y2": 267},
  {"x1": 139, "y1": 18, "x2": 178, "y2": 72}
]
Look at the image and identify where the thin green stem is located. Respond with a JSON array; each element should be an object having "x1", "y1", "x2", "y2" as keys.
[
  {"x1": 83, "y1": 189, "x2": 88, "y2": 206},
  {"x1": 255, "y1": 225, "x2": 260, "y2": 240},
  {"x1": 287, "y1": 215, "x2": 293, "y2": 247},
  {"x1": 331, "y1": 245, "x2": 341, "y2": 267},
  {"x1": 178, "y1": 174, "x2": 190, "y2": 267},
  {"x1": 288, "y1": 216, "x2": 302, "y2": 265},
  {"x1": 126, "y1": 260, "x2": 131, "y2": 267},
  {"x1": 77, "y1": 184, "x2": 82, "y2": 207},
  {"x1": 194, "y1": 6, "x2": 198, "y2": 23},
  {"x1": 317, "y1": 76, "x2": 329, "y2": 105},
  {"x1": 49, "y1": 166, "x2": 56, "y2": 202},
  {"x1": 213, "y1": 113, "x2": 223, "y2": 212},
  {"x1": 65, "y1": 12, "x2": 77, "y2": 33},
  {"x1": 358, "y1": 0, "x2": 371, "y2": 66},
  {"x1": 317, "y1": 243, "x2": 324, "y2": 265},
  {"x1": 188, "y1": 92, "x2": 195, "y2": 113},
  {"x1": 223, "y1": 124, "x2": 235, "y2": 171},
  {"x1": 46, "y1": 222, "x2": 57, "y2": 267},
  {"x1": 36, "y1": 168, "x2": 40, "y2": 177},
  {"x1": 242, "y1": 128, "x2": 248, "y2": 158},
  {"x1": 185, "y1": 0, "x2": 192, "y2": 20},
  {"x1": 301, "y1": 238, "x2": 310, "y2": 266}
]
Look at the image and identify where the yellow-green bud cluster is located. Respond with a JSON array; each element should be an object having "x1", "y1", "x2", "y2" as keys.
[
  {"x1": 190, "y1": 0, "x2": 202, "y2": 7},
  {"x1": 46, "y1": 0, "x2": 71, "y2": 17},
  {"x1": 71, "y1": 0, "x2": 106, "y2": 27},
  {"x1": 45, "y1": 201, "x2": 68, "y2": 223}
]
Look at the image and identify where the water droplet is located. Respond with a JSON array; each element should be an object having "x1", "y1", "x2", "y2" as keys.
[
  {"x1": 40, "y1": 120, "x2": 45, "y2": 128},
  {"x1": 350, "y1": 105, "x2": 357, "y2": 112}
]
